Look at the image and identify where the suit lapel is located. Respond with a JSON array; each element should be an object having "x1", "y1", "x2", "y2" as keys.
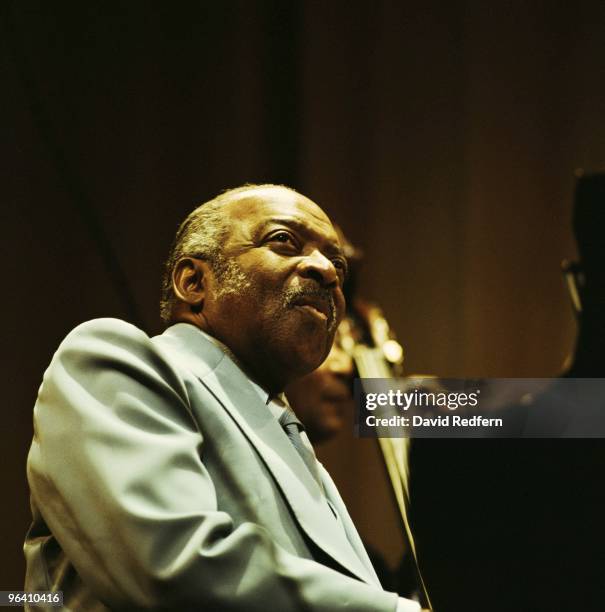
[
  {"x1": 319, "y1": 466, "x2": 381, "y2": 586},
  {"x1": 158, "y1": 324, "x2": 377, "y2": 586}
]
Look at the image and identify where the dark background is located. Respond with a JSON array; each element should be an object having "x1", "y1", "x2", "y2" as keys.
[{"x1": 3, "y1": 0, "x2": 605, "y2": 595}]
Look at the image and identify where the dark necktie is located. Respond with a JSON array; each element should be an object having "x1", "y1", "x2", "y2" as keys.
[{"x1": 278, "y1": 410, "x2": 322, "y2": 487}]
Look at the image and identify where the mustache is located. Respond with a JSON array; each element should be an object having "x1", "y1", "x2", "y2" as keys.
[{"x1": 283, "y1": 285, "x2": 337, "y2": 327}]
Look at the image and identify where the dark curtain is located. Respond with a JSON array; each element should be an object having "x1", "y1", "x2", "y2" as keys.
[{"x1": 3, "y1": 0, "x2": 605, "y2": 592}]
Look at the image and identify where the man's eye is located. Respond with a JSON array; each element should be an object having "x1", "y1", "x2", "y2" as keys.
[
  {"x1": 270, "y1": 231, "x2": 296, "y2": 246},
  {"x1": 333, "y1": 258, "x2": 348, "y2": 277}
]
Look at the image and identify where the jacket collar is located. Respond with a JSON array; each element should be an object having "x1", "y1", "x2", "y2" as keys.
[{"x1": 156, "y1": 323, "x2": 378, "y2": 586}]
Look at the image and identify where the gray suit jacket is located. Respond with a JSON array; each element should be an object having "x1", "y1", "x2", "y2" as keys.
[{"x1": 25, "y1": 319, "x2": 399, "y2": 611}]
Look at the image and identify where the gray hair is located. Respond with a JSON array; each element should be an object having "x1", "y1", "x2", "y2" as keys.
[{"x1": 159, "y1": 183, "x2": 298, "y2": 323}]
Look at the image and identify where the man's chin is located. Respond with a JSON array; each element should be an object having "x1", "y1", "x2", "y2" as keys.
[
  {"x1": 290, "y1": 305, "x2": 339, "y2": 338},
  {"x1": 269, "y1": 322, "x2": 333, "y2": 381}
]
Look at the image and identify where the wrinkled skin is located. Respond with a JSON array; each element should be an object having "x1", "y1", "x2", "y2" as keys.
[{"x1": 173, "y1": 186, "x2": 347, "y2": 394}]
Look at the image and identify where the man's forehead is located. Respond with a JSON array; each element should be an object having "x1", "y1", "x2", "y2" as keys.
[{"x1": 224, "y1": 187, "x2": 338, "y2": 240}]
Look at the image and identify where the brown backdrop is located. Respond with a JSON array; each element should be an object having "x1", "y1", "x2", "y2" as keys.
[{"x1": 3, "y1": 0, "x2": 605, "y2": 590}]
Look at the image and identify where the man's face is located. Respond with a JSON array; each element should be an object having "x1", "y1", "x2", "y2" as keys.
[{"x1": 201, "y1": 187, "x2": 347, "y2": 391}]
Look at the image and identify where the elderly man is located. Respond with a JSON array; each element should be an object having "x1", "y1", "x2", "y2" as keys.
[{"x1": 24, "y1": 184, "x2": 422, "y2": 611}]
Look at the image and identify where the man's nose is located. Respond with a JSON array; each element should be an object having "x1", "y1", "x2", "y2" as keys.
[{"x1": 298, "y1": 249, "x2": 339, "y2": 286}]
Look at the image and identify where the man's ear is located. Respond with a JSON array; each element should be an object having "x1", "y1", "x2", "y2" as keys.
[{"x1": 172, "y1": 257, "x2": 210, "y2": 311}]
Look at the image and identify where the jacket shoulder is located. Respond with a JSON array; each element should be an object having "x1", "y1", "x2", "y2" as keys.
[
  {"x1": 46, "y1": 318, "x2": 191, "y2": 397},
  {"x1": 61, "y1": 317, "x2": 150, "y2": 345}
]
